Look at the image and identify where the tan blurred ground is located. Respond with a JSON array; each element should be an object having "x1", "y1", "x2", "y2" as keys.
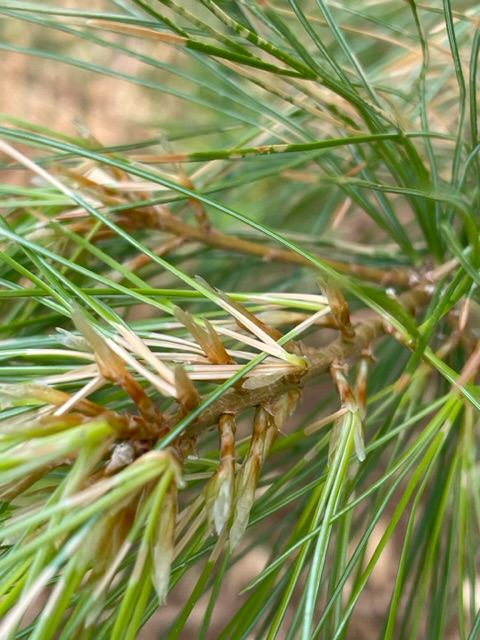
[{"x1": 0, "y1": 2, "x2": 181, "y2": 146}]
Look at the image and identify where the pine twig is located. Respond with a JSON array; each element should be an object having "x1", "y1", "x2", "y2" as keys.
[
  {"x1": 122, "y1": 206, "x2": 415, "y2": 287},
  {"x1": 182, "y1": 284, "x2": 432, "y2": 439}
]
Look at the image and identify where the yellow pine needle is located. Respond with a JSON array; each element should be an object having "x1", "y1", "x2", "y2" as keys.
[
  {"x1": 174, "y1": 306, "x2": 232, "y2": 364},
  {"x1": 105, "y1": 338, "x2": 177, "y2": 399},
  {"x1": 114, "y1": 323, "x2": 177, "y2": 386},
  {"x1": 304, "y1": 407, "x2": 348, "y2": 435},
  {"x1": 53, "y1": 376, "x2": 104, "y2": 416},
  {"x1": 195, "y1": 276, "x2": 306, "y2": 368},
  {"x1": 87, "y1": 20, "x2": 186, "y2": 45},
  {"x1": 214, "y1": 324, "x2": 303, "y2": 364}
]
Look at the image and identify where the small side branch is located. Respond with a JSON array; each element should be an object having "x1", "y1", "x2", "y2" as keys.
[
  {"x1": 183, "y1": 285, "x2": 431, "y2": 438},
  {"x1": 122, "y1": 207, "x2": 415, "y2": 287}
]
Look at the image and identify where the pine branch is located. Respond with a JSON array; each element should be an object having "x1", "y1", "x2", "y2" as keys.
[
  {"x1": 122, "y1": 206, "x2": 415, "y2": 287},
  {"x1": 183, "y1": 284, "x2": 432, "y2": 439}
]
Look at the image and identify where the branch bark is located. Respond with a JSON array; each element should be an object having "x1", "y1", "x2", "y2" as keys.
[{"x1": 120, "y1": 208, "x2": 415, "y2": 287}]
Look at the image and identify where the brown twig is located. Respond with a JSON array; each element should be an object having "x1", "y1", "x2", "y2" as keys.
[
  {"x1": 57, "y1": 161, "x2": 415, "y2": 287},
  {"x1": 122, "y1": 206, "x2": 415, "y2": 287}
]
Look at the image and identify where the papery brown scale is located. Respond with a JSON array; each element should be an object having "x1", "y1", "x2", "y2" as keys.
[
  {"x1": 120, "y1": 374, "x2": 161, "y2": 424},
  {"x1": 328, "y1": 414, "x2": 346, "y2": 466},
  {"x1": 354, "y1": 361, "x2": 368, "y2": 421},
  {"x1": 250, "y1": 407, "x2": 268, "y2": 458},
  {"x1": 283, "y1": 368, "x2": 307, "y2": 386},
  {"x1": 254, "y1": 406, "x2": 278, "y2": 457},
  {"x1": 152, "y1": 479, "x2": 177, "y2": 603},
  {"x1": 203, "y1": 318, "x2": 234, "y2": 364},
  {"x1": 265, "y1": 389, "x2": 301, "y2": 429},
  {"x1": 174, "y1": 365, "x2": 200, "y2": 414},
  {"x1": 263, "y1": 423, "x2": 280, "y2": 458},
  {"x1": 229, "y1": 408, "x2": 269, "y2": 548},
  {"x1": 204, "y1": 464, "x2": 235, "y2": 535},
  {"x1": 318, "y1": 277, "x2": 355, "y2": 341},
  {"x1": 353, "y1": 349, "x2": 374, "y2": 422},
  {"x1": 204, "y1": 414, "x2": 236, "y2": 534},
  {"x1": 230, "y1": 453, "x2": 261, "y2": 550},
  {"x1": 177, "y1": 434, "x2": 198, "y2": 459},
  {"x1": 330, "y1": 360, "x2": 357, "y2": 410},
  {"x1": 83, "y1": 497, "x2": 139, "y2": 579},
  {"x1": 219, "y1": 413, "x2": 236, "y2": 462},
  {"x1": 174, "y1": 306, "x2": 232, "y2": 365},
  {"x1": 124, "y1": 414, "x2": 166, "y2": 440},
  {"x1": 72, "y1": 306, "x2": 160, "y2": 424}
]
